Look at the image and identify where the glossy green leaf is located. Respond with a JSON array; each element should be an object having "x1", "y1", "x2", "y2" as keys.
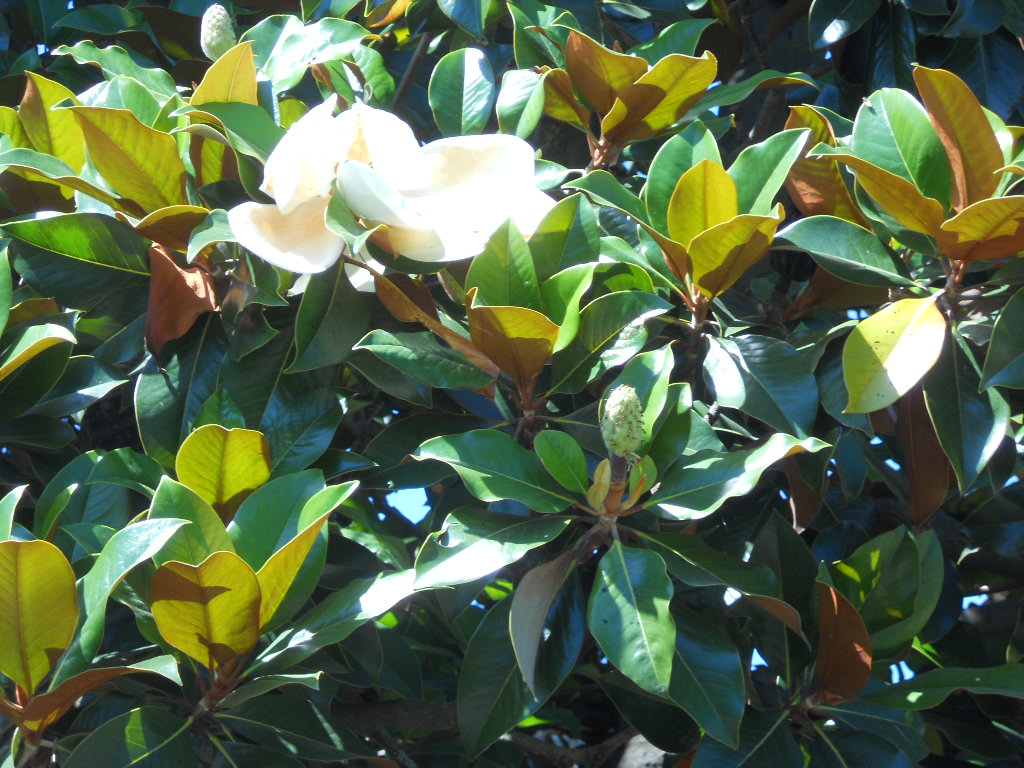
[
  {"x1": 650, "y1": 434, "x2": 828, "y2": 518},
  {"x1": 355, "y1": 330, "x2": 495, "y2": 391},
  {"x1": 923, "y1": 335, "x2": 1009, "y2": 490},
  {"x1": 533, "y1": 431, "x2": 589, "y2": 495},
  {"x1": 28, "y1": 355, "x2": 127, "y2": 419},
  {"x1": 692, "y1": 708, "x2": 803, "y2": 767},
  {"x1": 148, "y1": 476, "x2": 234, "y2": 566},
  {"x1": 639, "y1": 532, "x2": 779, "y2": 597},
  {"x1": 510, "y1": 551, "x2": 577, "y2": 694},
  {"x1": 776, "y1": 216, "x2": 917, "y2": 287},
  {"x1": 62, "y1": 707, "x2": 196, "y2": 768},
  {"x1": 530, "y1": 194, "x2": 600, "y2": 278},
  {"x1": 810, "y1": 730, "x2": 915, "y2": 768},
  {"x1": 668, "y1": 606, "x2": 745, "y2": 746},
  {"x1": 704, "y1": 335, "x2": 819, "y2": 438},
  {"x1": 860, "y1": 664, "x2": 1024, "y2": 709},
  {"x1": 0, "y1": 540, "x2": 78, "y2": 694},
  {"x1": 428, "y1": 47, "x2": 496, "y2": 136},
  {"x1": 466, "y1": 219, "x2": 542, "y2": 311},
  {"x1": 415, "y1": 507, "x2": 570, "y2": 589},
  {"x1": 54, "y1": 41, "x2": 178, "y2": 97},
  {"x1": 642, "y1": 122, "x2": 723, "y2": 234},
  {"x1": 843, "y1": 296, "x2": 946, "y2": 413},
  {"x1": 808, "y1": 0, "x2": 882, "y2": 48},
  {"x1": 0, "y1": 486, "x2": 26, "y2": 540},
  {"x1": 588, "y1": 542, "x2": 675, "y2": 695},
  {"x1": 496, "y1": 68, "x2": 544, "y2": 138},
  {"x1": 540, "y1": 263, "x2": 596, "y2": 352},
  {"x1": 0, "y1": 321, "x2": 76, "y2": 383},
  {"x1": 0, "y1": 146, "x2": 135, "y2": 214},
  {"x1": 290, "y1": 259, "x2": 369, "y2": 373},
  {"x1": 438, "y1": 0, "x2": 488, "y2": 36},
  {"x1": 728, "y1": 128, "x2": 809, "y2": 215},
  {"x1": 565, "y1": 170, "x2": 650, "y2": 224},
  {"x1": 981, "y1": 286, "x2": 1024, "y2": 388},
  {"x1": 3, "y1": 213, "x2": 150, "y2": 274},
  {"x1": 219, "y1": 695, "x2": 364, "y2": 760}
]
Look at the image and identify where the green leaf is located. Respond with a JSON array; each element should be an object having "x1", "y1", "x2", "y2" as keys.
[
  {"x1": 642, "y1": 122, "x2": 722, "y2": 234},
  {"x1": 565, "y1": 170, "x2": 650, "y2": 224},
  {"x1": 0, "y1": 321, "x2": 76, "y2": 383},
  {"x1": 496, "y1": 68, "x2": 545, "y2": 138},
  {"x1": 776, "y1": 216, "x2": 917, "y2": 288},
  {"x1": 355, "y1": 330, "x2": 495, "y2": 390},
  {"x1": 843, "y1": 296, "x2": 946, "y2": 413},
  {"x1": 148, "y1": 477, "x2": 234, "y2": 566},
  {"x1": 981, "y1": 286, "x2": 1024, "y2": 389},
  {"x1": 923, "y1": 335, "x2": 1008, "y2": 490},
  {"x1": 3, "y1": 213, "x2": 150, "y2": 274},
  {"x1": 533, "y1": 431, "x2": 589, "y2": 495},
  {"x1": 428, "y1": 47, "x2": 496, "y2": 136},
  {"x1": 639, "y1": 532, "x2": 779, "y2": 597},
  {"x1": 0, "y1": 486, "x2": 26, "y2": 540},
  {"x1": 438, "y1": 0, "x2": 488, "y2": 36},
  {"x1": 53, "y1": 518, "x2": 186, "y2": 684},
  {"x1": 815, "y1": 700, "x2": 928, "y2": 763},
  {"x1": 704, "y1": 335, "x2": 819, "y2": 438},
  {"x1": 415, "y1": 507, "x2": 570, "y2": 589},
  {"x1": 588, "y1": 542, "x2": 675, "y2": 695},
  {"x1": 859, "y1": 664, "x2": 1024, "y2": 709},
  {"x1": 466, "y1": 220, "x2": 542, "y2": 311},
  {"x1": 54, "y1": 41, "x2": 178, "y2": 97},
  {"x1": 810, "y1": 730, "x2": 915, "y2": 768},
  {"x1": 668, "y1": 606, "x2": 745, "y2": 746},
  {"x1": 28, "y1": 355, "x2": 127, "y2": 419},
  {"x1": 851, "y1": 88, "x2": 951, "y2": 211},
  {"x1": 690, "y1": 70, "x2": 816, "y2": 115},
  {"x1": 0, "y1": 248, "x2": 9, "y2": 336},
  {"x1": 187, "y1": 209, "x2": 234, "y2": 262},
  {"x1": 649, "y1": 434, "x2": 828, "y2": 518},
  {"x1": 0, "y1": 146, "x2": 135, "y2": 213},
  {"x1": 727, "y1": 128, "x2": 809, "y2": 215},
  {"x1": 289, "y1": 260, "x2": 368, "y2": 373},
  {"x1": 415, "y1": 430, "x2": 575, "y2": 513},
  {"x1": 692, "y1": 708, "x2": 803, "y2": 767},
  {"x1": 530, "y1": 193, "x2": 600, "y2": 278},
  {"x1": 62, "y1": 707, "x2": 196, "y2": 768},
  {"x1": 808, "y1": 0, "x2": 883, "y2": 48},
  {"x1": 629, "y1": 19, "x2": 715, "y2": 61},
  {"x1": 179, "y1": 102, "x2": 286, "y2": 162},
  {"x1": 550, "y1": 291, "x2": 671, "y2": 393}
]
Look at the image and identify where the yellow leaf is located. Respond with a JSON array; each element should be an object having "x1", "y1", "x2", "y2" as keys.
[
  {"x1": 467, "y1": 299, "x2": 559, "y2": 386},
  {"x1": 0, "y1": 107, "x2": 29, "y2": 149},
  {"x1": 191, "y1": 41, "x2": 258, "y2": 107},
  {"x1": 842, "y1": 296, "x2": 946, "y2": 413},
  {"x1": 667, "y1": 159, "x2": 738, "y2": 247},
  {"x1": 175, "y1": 426, "x2": 271, "y2": 524},
  {"x1": 70, "y1": 106, "x2": 188, "y2": 213},
  {"x1": 564, "y1": 30, "x2": 649, "y2": 115},
  {"x1": 784, "y1": 106, "x2": 870, "y2": 227},
  {"x1": 689, "y1": 208, "x2": 783, "y2": 298},
  {"x1": 821, "y1": 149, "x2": 946, "y2": 238},
  {"x1": 602, "y1": 52, "x2": 717, "y2": 145},
  {"x1": 0, "y1": 540, "x2": 78, "y2": 695},
  {"x1": 0, "y1": 323, "x2": 76, "y2": 382},
  {"x1": 541, "y1": 68, "x2": 591, "y2": 130},
  {"x1": 151, "y1": 551, "x2": 260, "y2": 670},
  {"x1": 366, "y1": 0, "x2": 415, "y2": 28},
  {"x1": 129, "y1": 205, "x2": 210, "y2": 252},
  {"x1": 913, "y1": 66, "x2": 1002, "y2": 211},
  {"x1": 937, "y1": 196, "x2": 1024, "y2": 262},
  {"x1": 256, "y1": 511, "x2": 332, "y2": 630},
  {"x1": 18, "y1": 73, "x2": 85, "y2": 174}
]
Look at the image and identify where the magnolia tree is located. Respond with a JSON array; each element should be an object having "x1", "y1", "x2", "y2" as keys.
[{"x1": 0, "y1": 1, "x2": 1023, "y2": 766}]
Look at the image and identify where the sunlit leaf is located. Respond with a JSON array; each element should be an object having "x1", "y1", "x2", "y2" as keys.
[
  {"x1": 563, "y1": 30, "x2": 648, "y2": 114},
  {"x1": 666, "y1": 159, "x2": 737, "y2": 247},
  {"x1": 937, "y1": 196, "x2": 1024, "y2": 261},
  {"x1": 689, "y1": 209, "x2": 783, "y2": 298},
  {"x1": 191, "y1": 41, "x2": 258, "y2": 106},
  {"x1": 467, "y1": 300, "x2": 559, "y2": 386},
  {"x1": 175, "y1": 424, "x2": 271, "y2": 524}
]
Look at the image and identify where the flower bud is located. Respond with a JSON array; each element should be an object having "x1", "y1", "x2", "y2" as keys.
[
  {"x1": 200, "y1": 4, "x2": 236, "y2": 61},
  {"x1": 600, "y1": 385, "x2": 645, "y2": 457}
]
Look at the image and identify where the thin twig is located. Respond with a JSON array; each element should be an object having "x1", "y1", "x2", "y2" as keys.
[{"x1": 392, "y1": 32, "x2": 431, "y2": 113}]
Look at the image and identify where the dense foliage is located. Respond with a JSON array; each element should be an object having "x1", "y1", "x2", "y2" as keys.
[{"x1": 0, "y1": 0, "x2": 1023, "y2": 766}]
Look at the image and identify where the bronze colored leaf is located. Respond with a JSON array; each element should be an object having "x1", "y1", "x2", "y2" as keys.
[
  {"x1": 937, "y1": 196, "x2": 1024, "y2": 262},
  {"x1": 896, "y1": 386, "x2": 953, "y2": 525},
  {"x1": 467, "y1": 297, "x2": 559, "y2": 386},
  {"x1": 541, "y1": 68, "x2": 591, "y2": 130},
  {"x1": 815, "y1": 582, "x2": 872, "y2": 698},
  {"x1": 145, "y1": 245, "x2": 218, "y2": 358}
]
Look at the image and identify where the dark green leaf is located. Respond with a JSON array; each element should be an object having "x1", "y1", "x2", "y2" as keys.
[
  {"x1": 808, "y1": 0, "x2": 882, "y2": 48},
  {"x1": 289, "y1": 260, "x2": 368, "y2": 373},
  {"x1": 692, "y1": 708, "x2": 803, "y2": 767},
  {"x1": 466, "y1": 220, "x2": 542, "y2": 310},
  {"x1": 859, "y1": 664, "x2": 1024, "y2": 709},
  {"x1": 428, "y1": 48, "x2": 496, "y2": 136},
  {"x1": 355, "y1": 330, "x2": 495, "y2": 390},
  {"x1": 981, "y1": 286, "x2": 1024, "y2": 388},
  {"x1": 220, "y1": 695, "x2": 365, "y2": 760},
  {"x1": 639, "y1": 532, "x2": 779, "y2": 597},
  {"x1": 62, "y1": 707, "x2": 196, "y2": 768},
  {"x1": 728, "y1": 128, "x2": 809, "y2": 215}
]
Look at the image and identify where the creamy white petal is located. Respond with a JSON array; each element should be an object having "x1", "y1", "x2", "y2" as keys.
[
  {"x1": 509, "y1": 187, "x2": 557, "y2": 236},
  {"x1": 228, "y1": 197, "x2": 344, "y2": 274},
  {"x1": 344, "y1": 249, "x2": 385, "y2": 292},
  {"x1": 262, "y1": 96, "x2": 340, "y2": 215},
  {"x1": 334, "y1": 104, "x2": 424, "y2": 188},
  {"x1": 337, "y1": 160, "x2": 430, "y2": 229},
  {"x1": 405, "y1": 135, "x2": 537, "y2": 196}
]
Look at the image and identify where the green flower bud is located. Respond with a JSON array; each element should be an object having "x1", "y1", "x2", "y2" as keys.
[
  {"x1": 601, "y1": 385, "x2": 645, "y2": 457},
  {"x1": 200, "y1": 4, "x2": 236, "y2": 61}
]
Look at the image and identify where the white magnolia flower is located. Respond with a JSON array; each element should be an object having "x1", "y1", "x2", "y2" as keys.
[{"x1": 227, "y1": 99, "x2": 554, "y2": 283}]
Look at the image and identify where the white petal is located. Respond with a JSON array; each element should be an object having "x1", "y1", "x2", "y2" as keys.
[
  {"x1": 334, "y1": 104, "x2": 424, "y2": 188},
  {"x1": 405, "y1": 134, "x2": 537, "y2": 195},
  {"x1": 509, "y1": 187, "x2": 557, "y2": 237},
  {"x1": 228, "y1": 197, "x2": 344, "y2": 274},
  {"x1": 337, "y1": 161, "x2": 429, "y2": 229},
  {"x1": 262, "y1": 96, "x2": 340, "y2": 215},
  {"x1": 344, "y1": 249, "x2": 384, "y2": 292}
]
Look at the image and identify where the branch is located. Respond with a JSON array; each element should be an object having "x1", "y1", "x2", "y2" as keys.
[{"x1": 509, "y1": 727, "x2": 638, "y2": 768}]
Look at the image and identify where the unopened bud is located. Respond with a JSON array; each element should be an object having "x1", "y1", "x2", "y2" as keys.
[
  {"x1": 600, "y1": 385, "x2": 645, "y2": 457},
  {"x1": 200, "y1": 4, "x2": 236, "y2": 61}
]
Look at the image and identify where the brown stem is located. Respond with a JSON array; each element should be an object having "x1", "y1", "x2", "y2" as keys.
[
  {"x1": 392, "y1": 32, "x2": 430, "y2": 113},
  {"x1": 510, "y1": 726, "x2": 638, "y2": 768}
]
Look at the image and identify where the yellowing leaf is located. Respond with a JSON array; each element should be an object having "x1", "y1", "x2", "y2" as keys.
[
  {"x1": 564, "y1": 30, "x2": 649, "y2": 115},
  {"x1": 0, "y1": 323, "x2": 76, "y2": 382},
  {"x1": 0, "y1": 540, "x2": 78, "y2": 695},
  {"x1": 130, "y1": 205, "x2": 210, "y2": 251},
  {"x1": 256, "y1": 511, "x2": 332, "y2": 630},
  {"x1": 913, "y1": 66, "x2": 1002, "y2": 211},
  {"x1": 467, "y1": 299, "x2": 559, "y2": 386},
  {"x1": 667, "y1": 159, "x2": 738, "y2": 247},
  {"x1": 191, "y1": 41, "x2": 258, "y2": 107},
  {"x1": 70, "y1": 106, "x2": 187, "y2": 213},
  {"x1": 20, "y1": 666, "x2": 152, "y2": 737},
  {"x1": 151, "y1": 551, "x2": 260, "y2": 670},
  {"x1": 541, "y1": 68, "x2": 591, "y2": 130},
  {"x1": 842, "y1": 296, "x2": 946, "y2": 413},
  {"x1": 784, "y1": 106, "x2": 870, "y2": 226},
  {"x1": 0, "y1": 107, "x2": 29, "y2": 149},
  {"x1": 175, "y1": 425, "x2": 271, "y2": 524},
  {"x1": 366, "y1": 0, "x2": 414, "y2": 27},
  {"x1": 937, "y1": 196, "x2": 1024, "y2": 262},
  {"x1": 602, "y1": 52, "x2": 717, "y2": 144},
  {"x1": 19, "y1": 73, "x2": 85, "y2": 174},
  {"x1": 821, "y1": 149, "x2": 946, "y2": 238},
  {"x1": 689, "y1": 209, "x2": 783, "y2": 298}
]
